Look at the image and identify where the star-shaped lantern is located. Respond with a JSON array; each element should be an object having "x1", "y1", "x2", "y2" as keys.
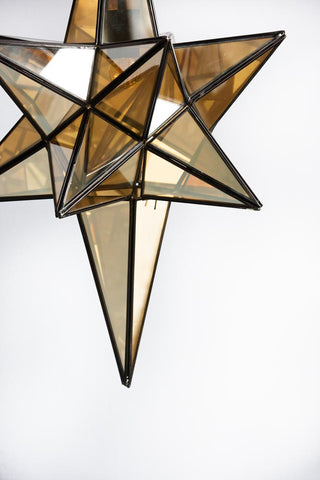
[{"x1": 0, "y1": 0, "x2": 285, "y2": 386}]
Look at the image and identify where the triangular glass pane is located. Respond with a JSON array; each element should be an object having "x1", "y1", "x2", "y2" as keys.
[
  {"x1": 69, "y1": 149, "x2": 141, "y2": 213},
  {"x1": 91, "y1": 43, "x2": 156, "y2": 98},
  {"x1": 0, "y1": 148, "x2": 52, "y2": 197},
  {"x1": 65, "y1": 0, "x2": 99, "y2": 43},
  {"x1": 0, "y1": 44, "x2": 95, "y2": 99},
  {"x1": 0, "y1": 63, "x2": 81, "y2": 135},
  {"x1": 0, "y1": 116, "x2": 41, "y2": 168},
  {"x1": 149, "y1": 51, "x2": 185, "y2": 134},
  {"x1": 195, "y1": 49, "x2": 273, "y2": 130},
  {"x1": 96, "y1": 48, "x2": 164, "y2": 136},
  {"x1": 150, "y1": 111, "x2": 250, "y2": 198},
  {"x1": 102, "y1": 0, "x2": 156, "y2": 43},
  {"x1": 132, "y1": 200, "x2": 169, "y2": 365},
  {"x1": 144, "y1": 150, "x2": 245, "y2": 205},
  {"x1": 80, "y1": 202, "x2": 130, "y2": 370},
  {"x1": 65, "y1": 113, "x2": 137, "y2": 205},
  {"x1": 175, "y1": 34, "x2": 276, "y2": 94},
  {"x1": 49, "y1": 115, "x2": 83, "y2": 203}
]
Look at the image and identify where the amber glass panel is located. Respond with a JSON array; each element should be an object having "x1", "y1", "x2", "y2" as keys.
[
  {"x1": 65, "y1": 0, "x2": 99, "y2": 43},
  {"x1": 149, "y1": 51, "x2": 185, "y2": 134},
  {"x1": 151, "y1": 111, "x2": 249, "y2": 198},
  {"x1": 96, "y1": 49, "x2": 163, "y2": 136},
  {"x1": 0, "y1": 149, "x2": 52, "y2": 197},
  {"x1": 132, "y1": 200, "x2": 169, "y2": 364},
  {"x1": 195, "y1": 49, "x2": 272, "y2": 130},
  {"x1": 102, "y1": 0, "x2": 155, "y2": 43},
  {"x1": 175, "y1": 35, "x2": 275, "y2": 94},
  {"x1": 69, "y1": 150, "x2": 141, "y2": 213},
  {"x1": 81, "y1": 202, "x2": 130, "y2": 368},
  {"x1": 0, "y1": 63, "x2": 80, "y2": 135},
  {"x1": 65, "y1": 113, "x2": 137, "y2": 204},
  {"x1": 144, "y1": 150, "x2": 244, "y2": 205},
  {"x1": 49, "y1": 115, "x2": 83, "y2": 202},
  {"x1": 91, "y1": 43, "x2": 155, "y2": 98},
  {"x1": 0, "y1": 117, "x2": 41, "y2": 168}
]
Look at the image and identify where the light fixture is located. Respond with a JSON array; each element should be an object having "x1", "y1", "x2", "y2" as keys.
[{"x1": 0, "y1": 0, "x2": 285, "y2": 387}]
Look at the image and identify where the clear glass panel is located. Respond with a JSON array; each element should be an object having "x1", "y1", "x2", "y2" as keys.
[
  {"x1": 80, "y1": 202, "x2": 130, "y2": 368},
  {"x1": 49, "y1": 115, "x2": 83, "y2": 202},
  {"x1": 175, "y1": 35, "x2": 275, "y2": 94},
  {"x1": 102, "y1": 0, "x2": 155, "y2": 43},
  {"x1": 195, "y1": 49, "x2": 272, "y2": 130},
  {"x1": 0, "y1": 63, "x2": 80, "y2": 135},
  {"x1": 70, "y1": 150, "x2": 141, "y2": 213},
  {"x1": 65, "y1": 0, "x2": 99, "y2": 43},
  {"x1": 0, "y1": 116, "x2": 41, "y2": 168},
  {"x1": 96, "y1": 49, "x2": 163, "y2": 136},
  {"x1": 132, "y1": 199, "x2": 169, "y2": 363},
  {"x1": 144, "y1": 150, "x2": 244, "y2": 204},
  {"x1": 91, "y1": 43, "x2": 155, "y2": 98},
  {"x1": 65, "y1": 113, "x2": 137, "y2": 204},
  {"x1": 151, "y1": 110, "x2": 249, "y2": 198},
  {"x1": 0, "y1": 44, "x2": 95, "y2": 99},
  {"x1": 0, "y1": 148, "x2": 52, "y2": 197},
  {"x1": 149, "y1": 51, "x2": 185, "y2": 134}
]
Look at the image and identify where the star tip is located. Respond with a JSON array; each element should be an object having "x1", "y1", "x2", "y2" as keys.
[{"x1": 122, "y1": 376, "x2": 132, "y2": 388}]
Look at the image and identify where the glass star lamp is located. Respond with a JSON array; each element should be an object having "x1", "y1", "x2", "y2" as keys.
[{"x1": 0, "y1": 0, "x2": 285, "y2": 387}]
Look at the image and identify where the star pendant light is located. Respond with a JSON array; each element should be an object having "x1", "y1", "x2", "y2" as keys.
[{"x1": 0, "y1": 0, "x2": 285, "y2": 387}]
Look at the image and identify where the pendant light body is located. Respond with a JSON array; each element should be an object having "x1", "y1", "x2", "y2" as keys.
[{"x1": 0, "y1": 0, "x2": 285, "y2": 386}]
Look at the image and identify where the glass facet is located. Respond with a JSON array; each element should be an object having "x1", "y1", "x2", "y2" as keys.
[
  {"x1": 91, "y1": 43, "x2": 155, "y2": 98},
  {"x1": 0, "y1": 116, "x2": 41, "y2": 168},
  {"x1": 149, "y1": 50, "x2": 185, "y2": 134},
  {"x1": 80, "y1": 202, "x2": 130, "y2": 369},
  {"x1": 96, "y1": 48, "x2": 163, "y2": 136},
  {"x1": 65, "y1": 0, "x2": 99, "y2": 43},
  {"x1": 49, "y1": 115, "x2": 83, "y2": 203},
  {"x1": 102, "y1": 0, "x2": 155, "y2": 43},
  {"x1": 132, "y1": 199, "x2": 169, "y2": 364},
  {"x1": 0, "y1": 44, "x2": 95, "y2": 99},
  {"x1": 70, "y1": 150, "x2": 141, "y2": 213},
  {"x1": 175, "y1": 35, "x2": 275, "y2": 94},
  {"x1": 151, "y1": 110, "x2": 250, "y2": 198},
  {"x1": 144, "y1": 150, "x2": 244, "y2": 205},
  {"x1": 0, "y1": 148, "x2": 52, "y2": 197},
  {"x1": 195, "y1": 49, "x2": 273, "y2": 130},
  {"x1": 0, "y1": 63, "x2": 80, "y2": 135},
  {"x1": 65, "y1": 113, "x2": 137, "y2": 205}
]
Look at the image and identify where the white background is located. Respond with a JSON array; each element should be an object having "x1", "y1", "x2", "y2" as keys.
[{"x1": 0, "y1": 1, "x2": 319, "y2": 479}]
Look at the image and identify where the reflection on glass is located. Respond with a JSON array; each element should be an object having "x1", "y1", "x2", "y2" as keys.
[
  {"x1": 81, "y1": 202, "x2": 130, "y2": 368},
  {"x1": 0, "y1": 44, "x2": 95, "y2": 99},
  {"x1": 175, "y1": 35, "x2": 274, "y2": 94},
  {"x1": 149, "y1": 51, "x2": 185, "y2": 134},
  {"x1": 102, "y1": 0, "x2": 155, "y2": 43},
  {"x1": 0, "y1": 117, "x2": 41, "y2": 168},
  {"x1": 0, "y1": 63, "x2": 80, "y2": 135},
  {"x1": 0, "y1": 149, "x2": 52, "y2": 197}
]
